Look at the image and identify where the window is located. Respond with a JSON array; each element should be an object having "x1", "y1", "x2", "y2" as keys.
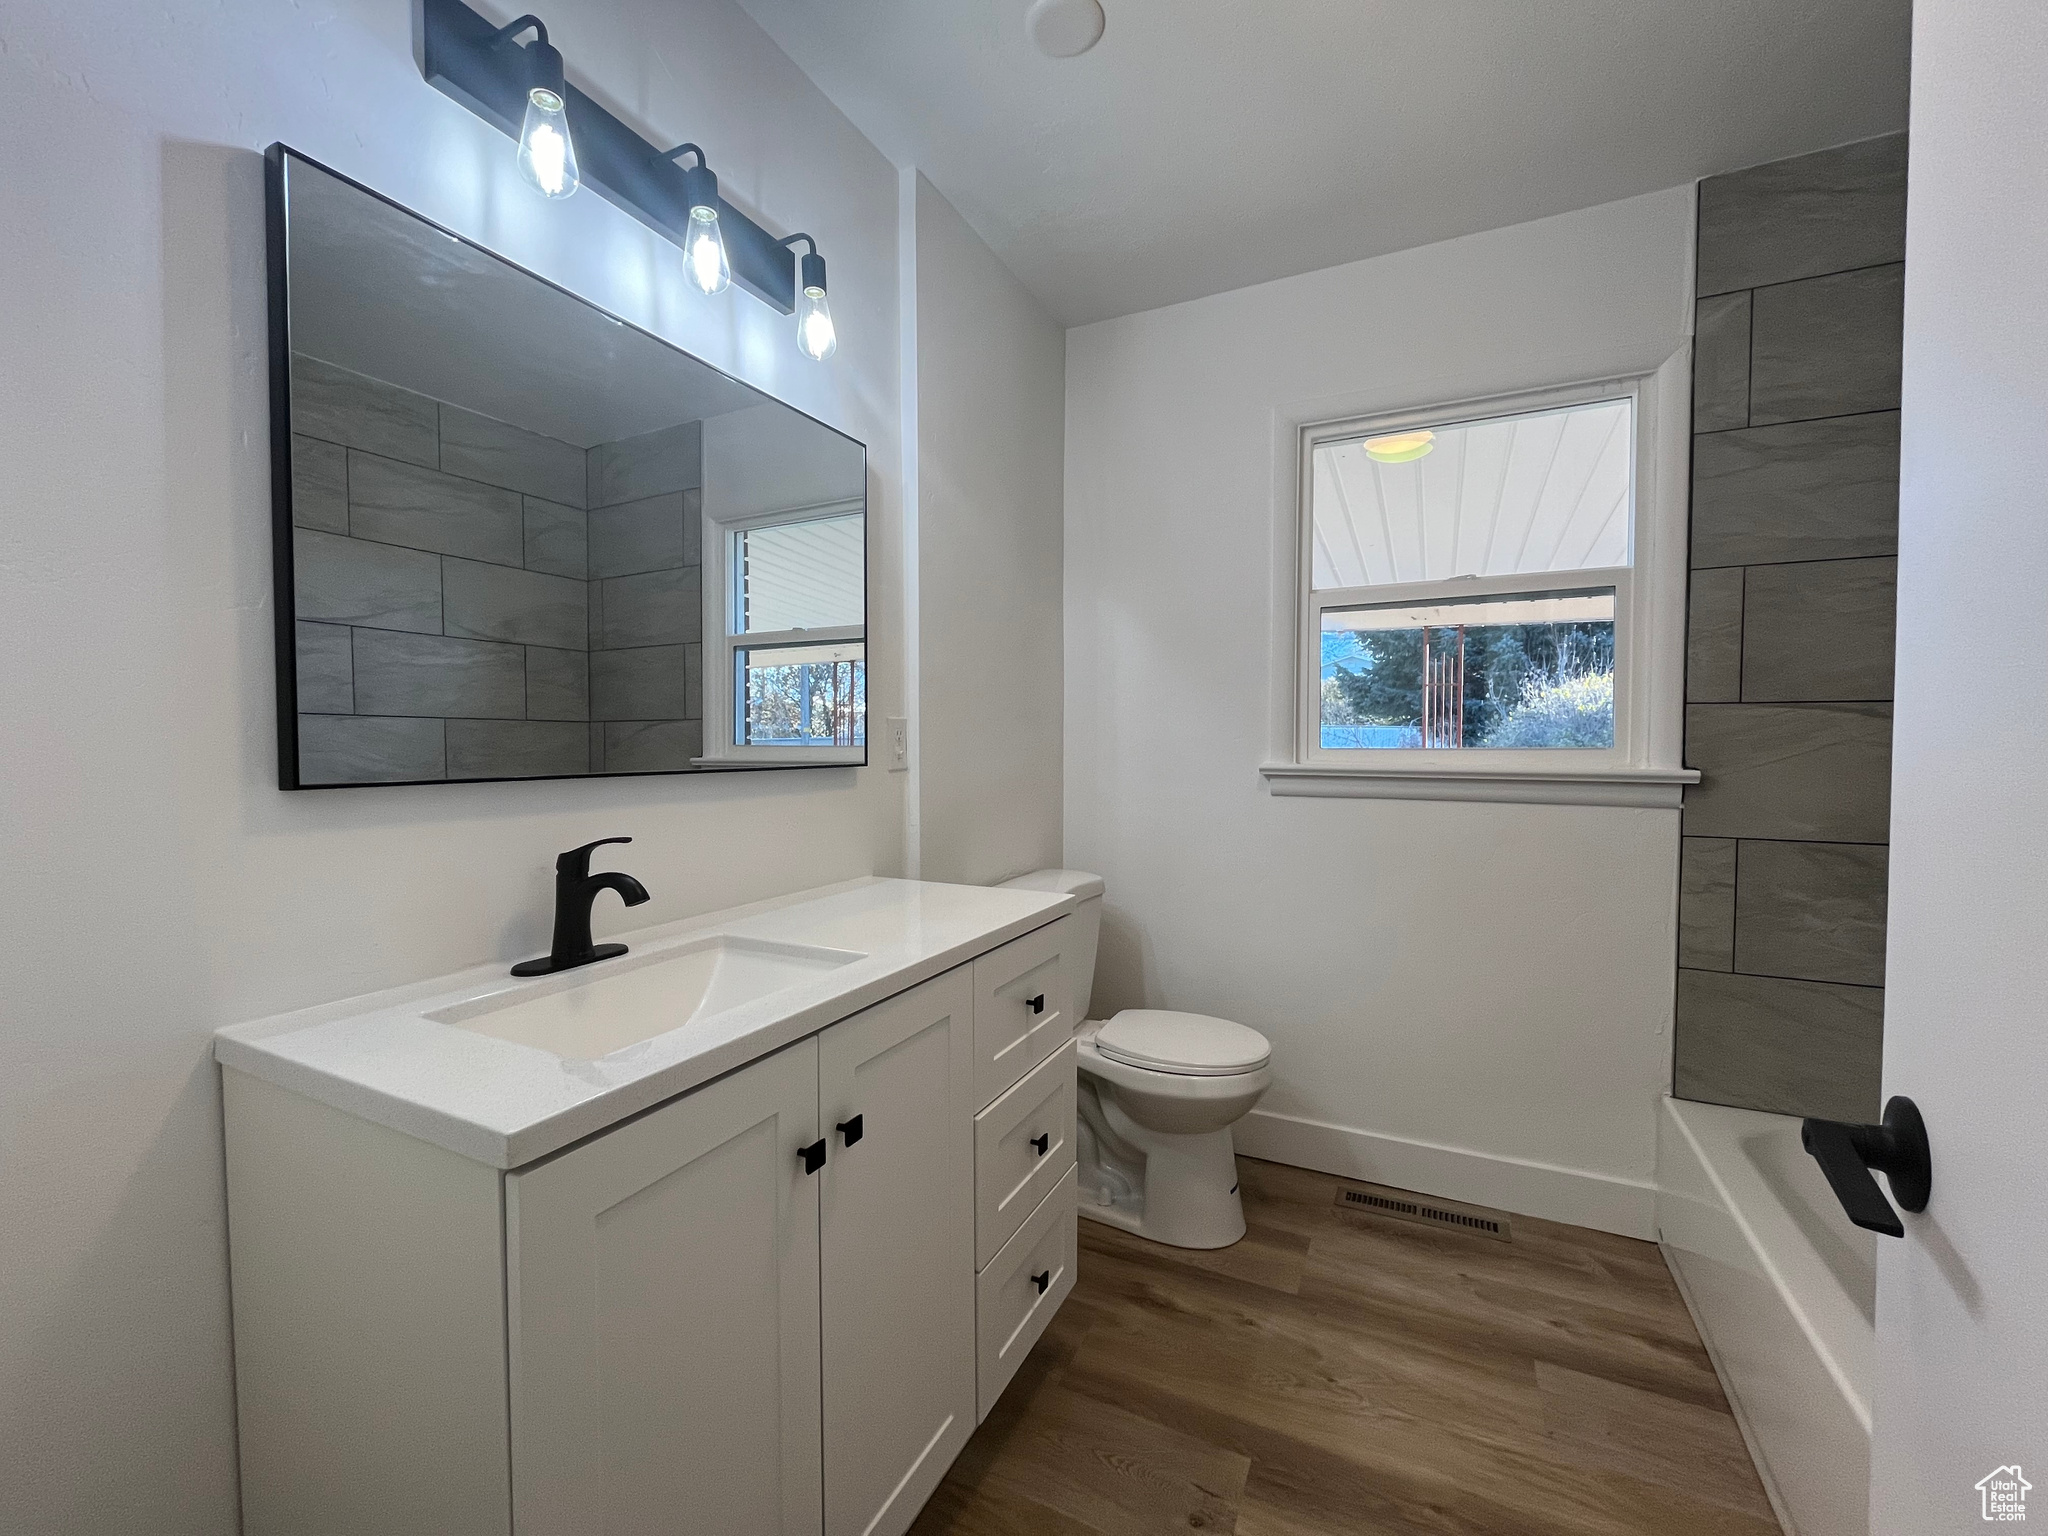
[
  {"x1": 704, "y1": 501, "x2": 866, "y2": 761},
  {"x1": 1320, "y1": 587, "x2": 1617, "y2": 750},
  {"x1": 1301, "y1": 390, "x2": 1644, "y2": 765}
]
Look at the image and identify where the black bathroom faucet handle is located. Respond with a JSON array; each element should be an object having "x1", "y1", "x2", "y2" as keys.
[{"x1": 560, "y1": 835, "x2": 633, "y2": 875}]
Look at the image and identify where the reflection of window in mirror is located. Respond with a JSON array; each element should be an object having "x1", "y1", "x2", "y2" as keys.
[
  {"x1": 702, "y1": 502, "x2": 866, "y2": 762},
  {"x1": 696, "y1": 404, "x2": 868, "y2": 765}
]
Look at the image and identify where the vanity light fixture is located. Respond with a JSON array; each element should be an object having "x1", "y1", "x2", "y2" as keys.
[
  {"x1": 420, "y1": 0, "x2": 837, "y2": 359},
  {"x1": 784, "y1": 234, "x2": 837, "y2": 361},
  {"x1": 496, "y1": 16, "x2": 579, "y2": 199},
  {"x1": 1363, "y1": 429, "x2": 1436, "y2": 463},
  {"x1": 662, "y1": 145, "x2": 732, "y2": 296}
]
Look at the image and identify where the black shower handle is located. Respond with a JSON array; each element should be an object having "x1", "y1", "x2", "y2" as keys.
[{"x1": 1801, "y1": 1095, "x2": 1930, "y2": 1238}]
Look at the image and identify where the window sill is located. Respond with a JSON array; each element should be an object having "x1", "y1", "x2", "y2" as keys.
[
  {"x1": 1258, "y1": 762, "x2": 1698, "y2": 808},
  {"x1": 690, "y1": 750, "x2": 865, "y2": 769}
]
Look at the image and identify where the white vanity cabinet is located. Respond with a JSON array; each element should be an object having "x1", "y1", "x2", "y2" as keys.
[
  {"x1": 508, "y1": 969, "x2": 977, "y2": 1536},
  {"x1": 221, "y1": 900, "x2": 1074, "y2": 1536}
]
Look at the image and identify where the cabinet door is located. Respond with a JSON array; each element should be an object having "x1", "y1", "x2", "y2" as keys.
[
  {"x1": 506, "y1": 1040, "x2": 823, "y2": 1536},
  {"x1": 819, "y1": 970, "x2": 976, "y2": 1536}
]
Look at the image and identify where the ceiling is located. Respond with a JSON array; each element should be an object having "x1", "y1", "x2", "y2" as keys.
[{"x1": 733, "y1": 0, "x2": 1912, "y2": 327}]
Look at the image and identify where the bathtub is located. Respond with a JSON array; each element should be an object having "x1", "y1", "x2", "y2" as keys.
[{"x1": 1656, "y1": 1096, "x2": 1875, "y2": 1536}]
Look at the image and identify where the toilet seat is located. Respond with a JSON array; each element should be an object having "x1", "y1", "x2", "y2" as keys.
[{"x1": 1094, "y1": 1010, "x2": 1271, "y2": 1077}]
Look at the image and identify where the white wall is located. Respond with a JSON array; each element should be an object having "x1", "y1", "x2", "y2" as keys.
[
  {"x1": 0, "y1": 2, "x2": 902, "y2": 1528},
  {"x1": 1064, "y1": 188, "x2": 1697, "y2": 1236},
  {"x1": 909, "y1": 174, "x2": 1066, "y2": 885},
  {"x1": 1872, "y1": 3, "x2": 2048, "y2": 1527}
]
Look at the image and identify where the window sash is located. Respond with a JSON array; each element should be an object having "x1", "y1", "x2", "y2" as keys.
[
  {"x1": 1310, "y1": 397, "x2": 1636, "y2": 589},
  {"x1": 728, "y1": 511, "x2": 865, "y2": 638},
  {"x1": 733, "y1": 640, "x2": 866, "y2": 749},
  {"x1": 1304, "y1": 566, "x2": 1633, "y2": 765}
]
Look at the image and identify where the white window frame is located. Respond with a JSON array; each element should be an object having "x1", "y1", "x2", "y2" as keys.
[
  {"x1": 1266, "y1": 361, "x2": 1698, "y2": 807},
  {"x1": 695, "y1": 496, "x2": 867, "y2": 767}
]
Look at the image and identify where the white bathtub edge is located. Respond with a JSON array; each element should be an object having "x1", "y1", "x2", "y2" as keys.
[
  {"x1": 1662, "y1": 1239, "x2": 1800, "y2": 1536},
  {"x1": 1656, "y1": 1096, "x2": 1873, "y2": 1536},
  {"x1": 1661, "y1": 1097, "x2": 1873, "y2": 1431}
]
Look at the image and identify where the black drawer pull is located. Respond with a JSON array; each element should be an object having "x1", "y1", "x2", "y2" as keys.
[
  {"x1": 1030, "y1": 1132, "x2": 1051, "y2": 1157},
  {"x1": 1031, "y1": 1270, "x2": 1051, "y2": 1294},
  {"x1": 1027, "y1": 993, "x2": 1046, "y2": 1015},
  {"x1": 837, "y1": 1114, "x2": 864, "y2": 1147},
  {"x1": 799, "y1": 1138, "x2": 827, "y2": 1175}
]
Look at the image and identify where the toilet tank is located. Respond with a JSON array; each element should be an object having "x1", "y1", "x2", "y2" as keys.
[{"x1": 996, "y1": 869, "x2": 1105, "y2": 1020}]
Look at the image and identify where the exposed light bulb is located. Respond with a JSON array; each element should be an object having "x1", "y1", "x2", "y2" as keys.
[
  {"x1": 797, "y1": 286, "x2": 837, "y2": 361},
  {"x1": 516, "y1": 88, "x2": 579, "y2": 199},
  {"x1": 684, "y1": 205, "x2": 731, "y2": 295}
]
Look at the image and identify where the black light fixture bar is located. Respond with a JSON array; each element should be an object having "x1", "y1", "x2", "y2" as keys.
[{"x1": 418, "y1": 0, "x2": 798, "y2": 313}]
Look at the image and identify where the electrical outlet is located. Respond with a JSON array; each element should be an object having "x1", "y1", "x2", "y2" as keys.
[{"x1": 886, "y1": 716, "x2": 909, "y2": 771}]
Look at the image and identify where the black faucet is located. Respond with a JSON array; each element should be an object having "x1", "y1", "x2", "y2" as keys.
[{"x1": 511, "y1": 837, "x2": 652, "y2": 977}]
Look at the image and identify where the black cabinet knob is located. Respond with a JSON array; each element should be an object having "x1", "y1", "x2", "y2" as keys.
[
  {"x1": 837, "y1": 1114, "x2": 864, "y2": 1147},
  {"x1": 1031, "y1": 1270, "x2": 1051, "y2": 1294},
  {"x1": 1030, "y1": 1132, "x2": 1051, "y2": 1157},
  {"x1": 798, "y1": 1138, "x2": 827, "y2": 1175},
  {"x1": 1026, "y1": 993, "x2": 1046, "y2": 1015}
]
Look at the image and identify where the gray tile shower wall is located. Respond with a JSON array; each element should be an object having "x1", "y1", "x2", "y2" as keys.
[
  {"x1": 583, "y1": 423, "x2": 705, "y2": 774},
  {"x1": 287, "y1": 356, "x2": 704, "y2": 784},
  {"x1": 1674, "y1": 135, "x2": 1905, "y2": 1121}
]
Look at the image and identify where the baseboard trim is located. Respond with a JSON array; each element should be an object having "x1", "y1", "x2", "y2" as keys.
[{"x1": 1233, "y1": 1108, "x2": 1658, "y2": 1239}]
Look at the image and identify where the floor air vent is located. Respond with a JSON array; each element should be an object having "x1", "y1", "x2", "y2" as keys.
[{"x1": 1334, "y1": 1182, "x2": 1512, "y2": 1241}]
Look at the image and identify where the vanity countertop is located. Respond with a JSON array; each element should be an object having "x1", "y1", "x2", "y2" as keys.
[{"x1": 214, "y1": 877, "x2": 1071, "y2": 1169}]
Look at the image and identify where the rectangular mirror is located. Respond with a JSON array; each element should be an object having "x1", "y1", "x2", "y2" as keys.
[{"x1": 267, "y1": 147, "x2": 867, "y2": 788}]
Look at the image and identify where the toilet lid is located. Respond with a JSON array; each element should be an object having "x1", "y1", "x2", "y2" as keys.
[{"x1": 1094, "y1": 1010, "x2": 1271, "y2": 1076}]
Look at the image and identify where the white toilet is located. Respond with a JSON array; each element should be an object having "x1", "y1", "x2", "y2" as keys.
[{"x1": 998, "y1": 870, "x2": 1273, "y2": 1250}]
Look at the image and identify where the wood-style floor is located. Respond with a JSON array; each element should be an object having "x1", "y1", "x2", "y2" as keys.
[{"x1": 911, "y1": 1157, "x2": 1778, "y2": 1536}]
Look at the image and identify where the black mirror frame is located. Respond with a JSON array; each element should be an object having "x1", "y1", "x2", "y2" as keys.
[{"x1": 265, "y1": 144, "x2": 870, "y2": 790}]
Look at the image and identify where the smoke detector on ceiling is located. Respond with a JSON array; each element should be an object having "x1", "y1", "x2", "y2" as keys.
[{"x1": 1027, "y1": 0, "x2": 1106, "y2": 58}]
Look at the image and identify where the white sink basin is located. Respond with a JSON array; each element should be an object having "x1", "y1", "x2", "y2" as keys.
[{"x1": 429, "y1": 935, "x2": 865, "y2": 1060}]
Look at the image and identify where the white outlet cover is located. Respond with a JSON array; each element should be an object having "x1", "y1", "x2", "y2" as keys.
[
  {"x1": 886, "y1": 716, "x2": 909, "y2": 771},
  {"x1": 1025, "y1": 0, "x2": 1105, "y2": 59}
]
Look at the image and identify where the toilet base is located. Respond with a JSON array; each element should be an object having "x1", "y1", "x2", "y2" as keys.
[{"x1": 1078, "y1": 1123, "x2": 1248, "y2": 1250}]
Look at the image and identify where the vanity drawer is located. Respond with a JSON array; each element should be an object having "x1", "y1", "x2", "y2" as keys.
[
  {"x1": 974, "y1": 1040, "x2": 1077, "y2": 1268},
  {"x1": 971, "y1": 917, "x2": 1071, "y2": 1108},
  {"x1": 975, "y1": 1165, "x2": 1077, "y2": 1422}
]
